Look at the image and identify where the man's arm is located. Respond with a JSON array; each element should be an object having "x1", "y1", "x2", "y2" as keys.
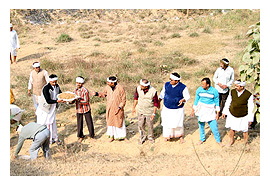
[{"x1": 14, "y1": 136, "x2": 25, "y2": 157}]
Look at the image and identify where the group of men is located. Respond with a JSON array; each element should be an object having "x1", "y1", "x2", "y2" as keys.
[{"x1": 13, "y1": 57, "x2": 255, "y2": 160}]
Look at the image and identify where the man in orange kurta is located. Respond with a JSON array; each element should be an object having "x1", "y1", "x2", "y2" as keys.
[{"x1": 92, "y1": 76, "x2": 129, "y2": 143}]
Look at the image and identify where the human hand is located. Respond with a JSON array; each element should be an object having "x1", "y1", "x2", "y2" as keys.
[
  {"x1": 90, "y1": 91, "x2": 96, "y2": 96},
  {"x1": 221, "y1": 114, "x2": 226, "y2": 119},
  {"x1": 150, "y1": 114, "x2": 155, "y2": 121},
  {"x1": 132, "y1": 108, "x2": 136, "y2": 116},
  {"x1": 191, "y1": 109, "x2": 195, "y2": 117},
  {"x1": 28, "y1": 90, "x2": 31, "y2": 96}
]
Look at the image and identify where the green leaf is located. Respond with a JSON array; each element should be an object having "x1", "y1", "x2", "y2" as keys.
[
  {"x1": 256, "y1": 112, "x2": 260, "y2": 123},
  {"x1": 239, "y1": 65, "x2": 248, "y2": 72}
]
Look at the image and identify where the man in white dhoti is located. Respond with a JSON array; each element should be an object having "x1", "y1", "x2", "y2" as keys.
[
  {"x1": 10, "y1": 23, "x2": 20, "y2": 64},
  {"x1": 222, "y1": 80, "x2": 254, "y2": 149},
  {"x1": 159, "y1": 72, "x2": 190, "y2": 143},
  {"x1": 36, "y1": 74, "x2": 64, "y2": 144}
]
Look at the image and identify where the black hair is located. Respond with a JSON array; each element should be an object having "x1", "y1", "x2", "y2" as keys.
[
  {"x1": 141, "y1": 79, "x2": 149, "y2": 84},
  {"x1": 77, "y1": 76, "x2": 84, "y2": 79},
  {"x1": 49, "y1": 74, "x2": 57, "y2": 79},
  {"x1": 201, "y1": 77, "x2": 211, "y2": 86},
  {"x1": 171, "y1": 72, "x2": 180, "y2": 78},
  {"x1": 108, "y1": 76, "x2": 117, "y2": 81},
  {"x1": 222, "y1": 58, "x2": 229, "y2": 63}
]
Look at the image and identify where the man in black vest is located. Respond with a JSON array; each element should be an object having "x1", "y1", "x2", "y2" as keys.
[{"x1": 221, "y1": 80, "x2": 254, "y2": 149}]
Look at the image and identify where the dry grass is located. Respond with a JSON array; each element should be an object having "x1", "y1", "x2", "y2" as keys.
[{"x1": 10, "y1": 9, "x2": 260, "y2": 176}]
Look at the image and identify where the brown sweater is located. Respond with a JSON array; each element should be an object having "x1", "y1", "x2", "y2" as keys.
[{"x1": 229, "y1": 89, "x2": 252, "y2": 118}]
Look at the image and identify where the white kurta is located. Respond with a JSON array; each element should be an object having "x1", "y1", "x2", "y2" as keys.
[
  {"x1": 10, "y1": 30, "x2": 20, "y2": 56},
  {"x1": 159, "y1": 84, "x2": 190, "y2": 137},
  {"x1": 36, "y1": 86, "x2": 58, "y2": 143},
  {"x1": 213, "y1": 66, "x2": 234, "y2": 93},
  {"x1": 223, "y1": 89, "x2": 254, "y2": 132}
]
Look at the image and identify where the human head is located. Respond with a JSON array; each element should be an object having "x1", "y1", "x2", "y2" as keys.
[
  {"x1": 10, "y1": 23, "x2": 13, "y2": 31},
  {"x1": 107, "y1": 76, "x2": 117, "y2": 87},
  {"x1": 32, "y1": 62, "x2": 41, "y2": 72},
  {"x1": 220, "y1": 58, "x2": 229, "y2": 69},
  {"x1": 201, "y1": 77, "x2": 211, "y2": 90},
  {"x1": 76, "y1": 76, "x2": 84, "y2": 89},
  {"x1": 49, "y1": 74, "x2": 58, "y2": 86},
  {"x1": 169, "y1": 72, "x2": 181, "y2": 85},
  {"x1": 234, "y1": 79, "x2": 246, "y2": 92},
  {"x1": 140, "y1": 79, "x2": 150, "y2": 90}
]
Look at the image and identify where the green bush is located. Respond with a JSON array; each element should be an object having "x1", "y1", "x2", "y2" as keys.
[{"x1": 57, "y1": 33, "x2": 72, "y2": 43}]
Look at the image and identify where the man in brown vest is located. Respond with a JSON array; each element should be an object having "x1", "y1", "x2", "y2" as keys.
[
  {"x1": 222, "y1": 80, "x2": 254, "y2": 150},
  {"x1": 28, "y1": 62, "x2": 49, "y2": 109},
  {"x1": 132, "y1": 79, "x2": 158, "y2": 144}
]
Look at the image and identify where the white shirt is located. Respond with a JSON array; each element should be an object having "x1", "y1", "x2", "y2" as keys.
[
  {"x1": 159, "y1": 83, "x2": 190, "y2": 102},
  {"x1": 223, "y1": 89, "x2": 254, "y2": 122},
  {"x1": 213, "y1": 66, "x2": 234, "y2": 93},
  {"x1": 10, "y1": 30, "x2": 20, "y2": 49}
]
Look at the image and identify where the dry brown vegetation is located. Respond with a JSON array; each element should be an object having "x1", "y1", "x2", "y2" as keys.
[{"x1": 10, "y1": 9, "x2": 260, "y2": 176}]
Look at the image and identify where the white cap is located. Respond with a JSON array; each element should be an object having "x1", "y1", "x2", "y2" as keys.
[
  {"x1": 140, "y1": 79, "x2": 150, "y2": 87},
  {"x1": 32, "y1": 62, "x2": 40, "y2": 68},
  {"x1": 234, "y1": 80, "x2": 246, "y2": 87},
  {"x1": 10, "y1": 23, "x2": 13, "y2": 27},
  {"x1": 170, "y1": 73, "x2": 181, "y2": 81},
  {"x1": 76, "y1": 77, "x2": 84, "y2": 83}
]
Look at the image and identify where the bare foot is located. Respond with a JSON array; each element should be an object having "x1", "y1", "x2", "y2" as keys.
[
  {"x1": 197, "y1": 140, "x2": 204, "y2": 145},
  {"x1": 179, "y1": 137, "x2": 185, "y2": 144},
  {"x1": 245, "y1": 143, "x2": 250, "y2": 152},
  {"x1": 218, "y1": 142, "x2": 224, "y2": 147},
  {"x1": 124, "y1": 138, "x2": 130, "y2": 143},
  {"x1": 108, "y1": 138, "x2": 114, "y2": 143},
  {"x1": 78, "y1": 138, "x2": 83, "y2": 143},
  {"x1": 90, "y1": 138, "x2": 96, "y2": 142},
  {"x1": 226, "y1": 141, "x2": 234, "y2": 147}
]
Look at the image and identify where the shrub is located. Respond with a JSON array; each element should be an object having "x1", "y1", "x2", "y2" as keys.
[
  {"x1": 57, "y1": 33, "x2": 72, "y2": 43},
  {"x1": 189, "y1": 32, "x2": 199, "y2": 37},
  {"x1": 171, "y1": 33, "x2": 181, "y2": 38}
]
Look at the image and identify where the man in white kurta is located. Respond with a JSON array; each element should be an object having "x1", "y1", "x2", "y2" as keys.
[
  {"x1": 213, "y1": 58, "x2": 234, "y2": 117},
  {"x1": 222, "y1": 80, "x2": 254, "y2": 148},
  {"x1": 159, "y1": 72, "x2": 190, "y2": 143},
  {"x1": 36, "y1": 74, "x2": 63, "y2": 144},
  {"x1": 10, "y1": 23, "x2": 20, "y2": 64}
]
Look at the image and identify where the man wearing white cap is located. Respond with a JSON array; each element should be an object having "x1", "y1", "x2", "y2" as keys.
[
  {"x1": 213, "y1": 58, "x2": 234, "y2": 117},
  {"x1": 36, "y1": 74, "x2": 64, "y2": 144},
  {"x1": 28, "y1": 62, "x2": 50, "y2": 109},
  {"x1": 71, "y1": 76, "x2": 95, "y2": 143},
  {"x1": 10, "y1": 23, "x2": 20, "y2": 64},
  {"x1": 91, "y1": 76, "x2": 128, "y2": 143},
  {"x1": 159, "y1": 72, "x2": 190, "y2": 143},
  {"x1": 132, "y1": 79, "x2": 158, "y2": 144},
  {"x1": 222, "y1": 80, "x2": 254, "y2": 149}
]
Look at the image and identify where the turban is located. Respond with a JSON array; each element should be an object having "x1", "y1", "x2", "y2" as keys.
[
  {"x1": 76, "y1": 77, "x2": 84, "y2": 83},
  {"x1": 140, "y1": 79, "x2": 150, "y2": 87},
  {"x1": 234, "y1": 80, "x2": 246, "y2": 87},
  {"x1": 10, "y1": 23, "x2": 13, "y2": 27},
  {"x1": 107, "y1": 77, "x2": 117, "y2": 83},
  {"x1": 220, "y1": 58, "x2": 229, "y2": 65},
  {"x1": 32, "y1": 62, "x2": 40, "y2": 68},
  {"x1": 170, "y1": 73, "x2": 181, "y2": 81}
]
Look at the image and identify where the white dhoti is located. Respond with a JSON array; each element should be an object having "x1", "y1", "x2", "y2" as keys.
[
  {"x1": 194, "y1": 102, "x2": 217, "y2": 122},
  {"x1": 10, "y1": 47, "x2": 17, "y2": 56},
  {"x1": 225, "y1": 112, "x2": 249, "y2": 132},
  {"x1": 161, "y1": 106, "x2": 185, "y2": 138},
  {"x1": 107, "y1": 119, "x2": 126, "y2": 139},
  {"x1": 36, "y1": 104, "x2": 58, "y2": 143}
]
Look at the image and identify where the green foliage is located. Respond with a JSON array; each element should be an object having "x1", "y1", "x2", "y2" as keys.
[
  {"x1": 57, "y1": 33, "x2": 72, "y2": 43},
  {"x1": 239, "y1": 22, "x2": 260, "y2": 122}
]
